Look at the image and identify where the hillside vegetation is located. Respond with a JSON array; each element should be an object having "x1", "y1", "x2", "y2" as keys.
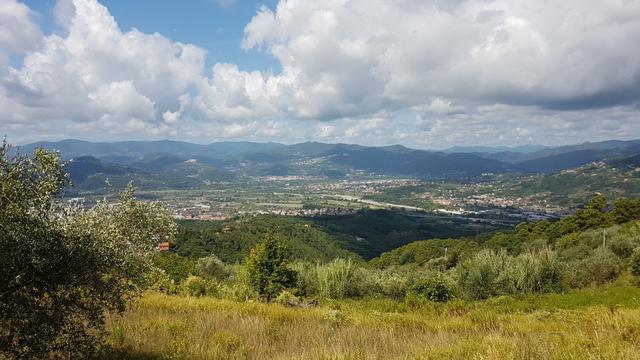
[
  {"x1": 174, "y1": 209, "x2": 492, "y2": 262},
  {"x1": 174, "y1": 216, "x2": 359, "y2": 263},
  {"x1": 103, "y1": 286, "x2": 640, "y2": 359},
  {"x1": 6, "y1": 145, "x2": 640, "y2": 359},
  {"x1": 373, "y1": 196, "x2": 640, "y2": 276}
]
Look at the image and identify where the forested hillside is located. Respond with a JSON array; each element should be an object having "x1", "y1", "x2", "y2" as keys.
[
  {"x1": 372, "y1": 196, "x2": 640, "y2": 273},
  {"x1": 173, "y1": 209, "x2": 498, "y2": 261},
  {"x1": 174, "y1": 216, "x2": 359, "y2": 263}
]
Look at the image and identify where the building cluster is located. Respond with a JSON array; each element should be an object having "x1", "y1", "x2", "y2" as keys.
[
  {"x1": 240, "y1": 207, "x2": 356, "y2": 217},
  {"x1": 305, "y1": 179, "x2": 419, "y2": 193}
]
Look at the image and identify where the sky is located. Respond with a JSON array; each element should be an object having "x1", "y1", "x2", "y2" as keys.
[{"x1": 0, "y1": 0, "x2": 639, "y2": 149}]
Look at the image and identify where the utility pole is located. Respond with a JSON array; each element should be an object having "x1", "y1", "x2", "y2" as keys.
[{"x1": 603, "y1": 229, "x2": 606, "y2": 247}]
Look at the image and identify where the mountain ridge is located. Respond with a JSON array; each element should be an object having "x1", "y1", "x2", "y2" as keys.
[{"x1": 10, "y1": 138, "x2": 640, "y2": 183}]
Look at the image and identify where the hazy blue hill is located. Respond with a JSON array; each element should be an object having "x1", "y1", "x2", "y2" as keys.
[
  {"x1": 327, "y1": 147, "x2": 512, "y2": 177},
  {"x1": 485, "y1": 139, "x2": 640, "y2": 164},
  {"x1": 61, "y1": 155, "x2": 235, "y2": 193},
  {"x1": 126, "y1": 154, "x2": 187, "y2": 171},
  {"x1": 204, "y1": 141, "x2": 286, "y2": 158},
  {"x1": 16, "y1": 139, "x2": 640, "y2": 180},
  {"x1": 444, "y1": 144, "x2": 548, "y2": 154},
  {"x1": 516, "y1": 149, "x2": 614, "y2": 173},
  {"x1": 285, "y1": 141, "x2": 352, "y2": 157},
  {"x1": 63, "y1": 156, "x2": 133, "y2": 183},
  {"x1": 610, "y1": 153, "x2": 640, "y2": 168},
  {"x1": 17, "y1": 139, "x2": 286, "y2": 160}
]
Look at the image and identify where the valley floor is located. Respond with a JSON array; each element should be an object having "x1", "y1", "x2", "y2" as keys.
[{"x1": 104, "y1": 286, "x2": 640, "y2": 359}]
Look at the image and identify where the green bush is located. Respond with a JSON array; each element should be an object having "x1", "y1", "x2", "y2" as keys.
[
  {"x1": 147, "y1": 270, "x2": 179, "y2": 295},
  {"x1": 630, "y1": 248, "x2": 640, "y2": 277},
  {"x1": 245, "y1": 232, "x2": 297, "y2": 301},
  {"x1": 197, "y1": 255, "x2": 231, "y2": 280},
  {"x1": 456, "y1": 249, "x2": 504, "y2": 300},
  {"x1": 292, "y1": 259, "x2": 385, "y2": 299},
  {"x1": 218, "y1": 282, "x2": 257, "y2": 302},
  {"x1": 275, "y1": 290, "x2": 300, "y2": 305},
  {"x1": 0, "y1": 145, "x2": 177, "y2": 359},
  {"x1": 456, "y1": 249, "x2": 565, "y2": 299},
  {"x1": 608, "y1": 234, "x2": 638, "y2": 258},
  {"x1": 179, "y1": 275, "x2": 219, "y2": 297},
  {"x1": 290, "y1": 261, "x2": 316, "y2": 296},
  {"x1": 497, "y1": 249, "x2": 564, "y2": 294},
  {"x1": 315, "y1": 258, "x2": 362, "y2": 299},
  {"x1": 582, "y1": 247, "x2": 621, "y2": 285},
  {"x1": 410, "y1": 275, "x2": 454, "y2": 302},
  {"x1": 153, "y1": 253, "x2": 197, "y2": 283},
  {"x1": 363, "y1": 269, "x2": 411, "y2": 299}
]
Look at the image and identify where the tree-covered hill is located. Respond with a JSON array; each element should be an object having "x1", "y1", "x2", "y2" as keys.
[
  {"x1": 173, "y1": 209, "x2": 503, "y2": 262},
  {"x1": 306, "y1": 209, "x2": 494, "y2": 259},
  {"x1": 370, "y1": 196, "x2": 640, "y2": 269},
  {"x1": 174, "y1": 216, "x2": 360, "y2": 263}
]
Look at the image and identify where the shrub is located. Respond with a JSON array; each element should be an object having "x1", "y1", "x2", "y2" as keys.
[
  {"x1": 316, "y1": 258, "x2": 362, "y2": 299},
  {"x1": 456, "y1": 249, "x2": 505, "y2": 300},
  {"x1": 179, "y1": 275, "x2": 219, "y2": 297},
  {"x1": 497, "y1": 249, "x2": 564, "y2": 294},
  {"x1": 153, "y1": 253, "x2": 197, "y2": 283},
  {"x1": 197, "y1": 255, "x2": 231, "y2": 280},
  {"x1": 608, "y1": 235, "x2": 638, "y2": 258},
  {"x1": 275, "y1": 290, "x2": 300, "y2": 305},
  {"x1": 630, "y1": 248, "x2": 640, "y2": 277},
  {"x1": 292, "y1": 259, "x2": 378, "y2": 299},
  {"x1": 582, "y1": 247, "x2": 621, "y2": 285},
  {"x1": 456, "y1": 249, "x2": 565, "y2": 299},
  {"x1": 411, "y1": 275, "x2": 455, "y2": 302},
  {"x1": 363, "y1": 268, "x2": 411, "y2": 299},
  {"x1": 0, "y1": 144, "x2": 177, "y2": 359},
  {"x1": 147, "y1": 270, "x2": 179, "y2": 295},
  {"x1": 291, "y1": 261, "x2": 319, "y2": 296},
  {"x1": 218, "y1": 282, "x2": 257, "y2": 302},
  {"x1": 245, "y1": 232, "x2": 297, "y2": 301}
]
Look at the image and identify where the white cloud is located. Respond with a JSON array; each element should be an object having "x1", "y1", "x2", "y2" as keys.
[
  {"x1": 2, "y1": 0, "x2": 205, "y2": 134},
  {"x1": 2, "y1": 0, "x2": 640, "y2": 148},
  {"x1": 0, "y1": 0, "x2": 42, "y2": 61},
  {"x1": 236, "y1": 0, "x2": 640, "y2": 117}
]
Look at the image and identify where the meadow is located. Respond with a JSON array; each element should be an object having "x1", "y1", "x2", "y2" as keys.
[{"x1": 103, "y1": 285, "x2": 640, "y2": 359}]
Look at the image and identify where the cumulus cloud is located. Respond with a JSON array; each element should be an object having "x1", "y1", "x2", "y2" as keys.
[
  {"x1": 236, "y1": 0, "x2": 640, "y2": 116},
  {"x1": 0, "y1": 0, "x2": 42, "y2": 61},
  {"x1": 2, "y1": 0, "x2": 205, "y2": 133},
  {"x1": 2, "y1": 0, "x2": 640, "y2": 147}
]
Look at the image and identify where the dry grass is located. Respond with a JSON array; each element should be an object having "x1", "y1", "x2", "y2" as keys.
[{"x1": 103, "y1": 287, "x2": 640, "y2": 359}]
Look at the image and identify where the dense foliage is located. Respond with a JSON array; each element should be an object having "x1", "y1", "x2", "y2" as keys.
[
  {"x1": 308, "y1": 209, "x2": 492, "y2": 259},
  {"x1": 374, "y1": 196, "x2": 640, "y2": 266},
  {"x1": 0, "y1": 144, "x2": 176, "y2": 359},
  {"x1": 151, "y1": 197, "x2": 640, "y2": 306},
  {"x1": 245, "y1": 232, "x2": 297, "y2": 301},
  {"x1": 175, "y1": 216, "x2": 359, "y2": 262}
]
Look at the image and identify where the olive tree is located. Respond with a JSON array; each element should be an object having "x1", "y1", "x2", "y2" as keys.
[{"x1": 0, "y1": 143, "x2": 176, "y2": 359}]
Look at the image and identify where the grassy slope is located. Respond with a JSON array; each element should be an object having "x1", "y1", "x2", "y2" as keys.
[{"x1": 104, "y1": 286, "x2": 640, "y2": 359}]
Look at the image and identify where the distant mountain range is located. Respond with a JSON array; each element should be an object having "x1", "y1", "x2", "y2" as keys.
[
  {"x1": 8, "y1": 138, "x2": 640, "y2": 190},
  {"x1": 442, "y1": 144, "x2": 549, "y2": 154}
]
